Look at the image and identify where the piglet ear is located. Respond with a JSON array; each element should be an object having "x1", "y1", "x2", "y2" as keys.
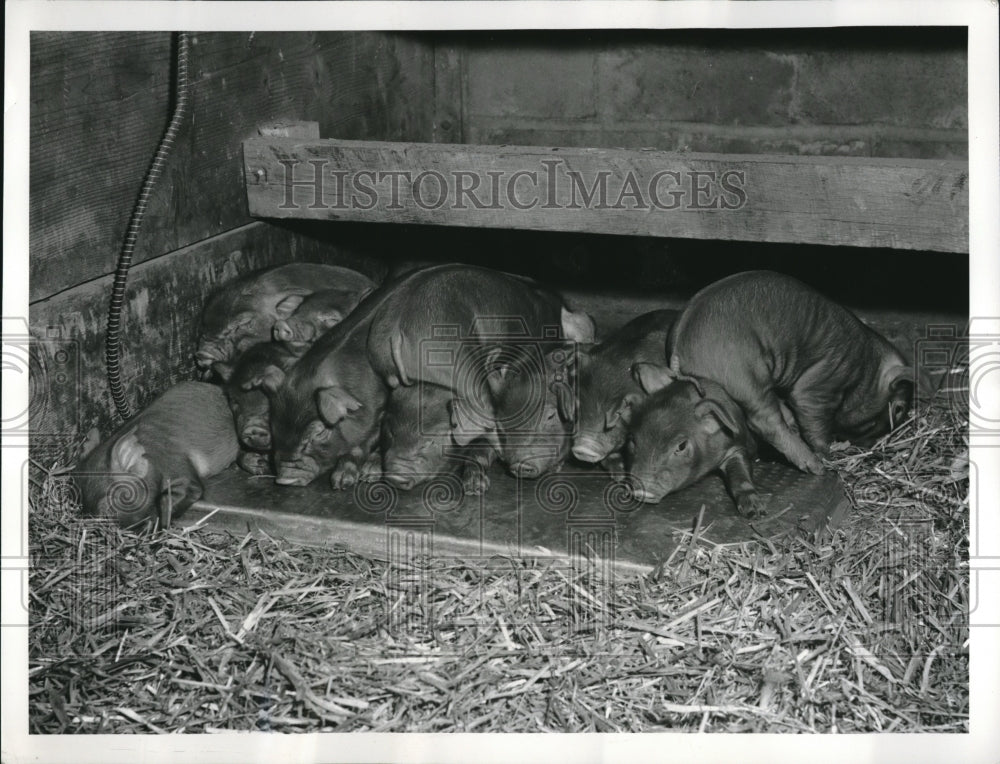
[
  {"x1": 552, "y1": 379, "x2": 576, "y2": 422},
  {"x1": 884, "y1": 365, "x2": 915, "y2": 426},
  {"x1": 448, "y1": 397, "x2": 494, "y2": 447},
  {"x1": 632, "y1": 363, "x2": 675, "y2": 395},
  {"x1": 388, "y1": 331, "x2": 411, "y2": 388},
  {"x1": 229, "y1": 310, "x2": 258, "y2": 332},
  {"x1": 561, "y1": 307, "x2": 596, "y2": 344},
  {"x1": 274, "y1": 294, "x2": 305, "y2": 319},
  {"x1": 212, "y1": 361, "x2": 235, "y2": 383},
  {"x1": 316, "y1": 386, "x2": 363, "y2": 426},
  {"x1": 252, "y1": 364, "x2": 286, "y2": 394},
  {"x1": 695, "y1": 398, "x2": 741, "y2": 438},
  {"x1": 110, "y1": 428, "x2": 150, "y2": 477},
  {"x1": 315, "y1": 309, "x2": 343, "y2": 329},
  {"x1": 885, "y1": 365, "x2": 915, "y2": 395}
]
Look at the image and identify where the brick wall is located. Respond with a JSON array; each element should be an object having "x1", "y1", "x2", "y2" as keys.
[{"x1": 449, "y1": 29, "x2": 967, "y2": 159}]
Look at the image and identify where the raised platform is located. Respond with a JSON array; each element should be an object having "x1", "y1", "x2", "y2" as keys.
[{"x1": 184, "y1": 459, "x2": 850, "y2": 574}]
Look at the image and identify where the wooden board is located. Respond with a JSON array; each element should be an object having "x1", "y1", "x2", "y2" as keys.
[
  {"x1": 29, "y1": 32, "x2": 435, "y2": 302},
  {"x1": 243, "y1": 138, "x2": 969, "y2": 253},
  {"x1": 184, "y1": 460, "x2": 850, "y2": 573}
]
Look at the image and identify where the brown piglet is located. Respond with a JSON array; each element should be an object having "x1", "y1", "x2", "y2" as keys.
[
  {"x1": 74, "y1": 382, "x2": 238, "y2": 528},
  {"x1": 670, "y1": 271, "x2": 914, "y2": 475}
]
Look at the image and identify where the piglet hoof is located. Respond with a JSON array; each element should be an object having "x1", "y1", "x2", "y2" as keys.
[
  {"x1": 358, "y1": 459, "x2": 382, "y2": 484},
  {"x1": 331, "y1": 460, "x2": 360, "y2": 490},
  {"x1": 238, "y1": 451, "x2": 270, "y2": 476},
  {"x1": 736, "y1": 491, "x2": 768, "y2": 519},
  {"x1": 799, "y1": 453, "x2": 826, "y2": 475},
  {"x1": 462, "y1": 468, "x2": 491, "y2": 496}
]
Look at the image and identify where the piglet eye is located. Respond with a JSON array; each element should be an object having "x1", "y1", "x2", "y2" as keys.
[{"x1": 675, "y1": 440, "x2": 689, "y2": 454}]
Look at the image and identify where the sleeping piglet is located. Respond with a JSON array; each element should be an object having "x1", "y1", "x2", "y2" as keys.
[
  {"x1": 669, "y1": 271, "x2": 914, "y2": 475},
  {"x1": 195, "y1": 263, "x2": 375, "y2": 370},
  {"x1": 623, "y1": 364, "x2": 765, "y2": 517},
  {"x1": 271, "y1": 286, "x2": 374, "y2": 356},
  {"x1": 381, "y1": 382, "x2": 496, "y2": 495},
  {"x1": 74, "y1": 381, "x2": 238, "y2": 528},
  {"x1": 211, "y1": 341, "x2": 298, "y2": 474}
]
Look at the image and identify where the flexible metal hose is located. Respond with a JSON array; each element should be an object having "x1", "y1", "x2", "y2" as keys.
[{"x1": 106, "y1": 31, "x2": 191, "y2": 421}]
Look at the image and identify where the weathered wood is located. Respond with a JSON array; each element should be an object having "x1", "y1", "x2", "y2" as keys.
[
  {"x1": 433, "y1": 42, "x2": 464, "y2": 143},
  {"x1": 185, "y1": 459, "x2": 849, "y2": 571},
  {"x1": 28, "y1": 222, "x2": 385, "y2": 467},
  {"x1": 258, "y1": 121, "x2": 321, "y2": 140},
  {"x1": 243, "y1": 139, "x2": 969, "y2": 253},
  {"x1": 30, "y1": 32, "x2": 436, "y2": 303}
]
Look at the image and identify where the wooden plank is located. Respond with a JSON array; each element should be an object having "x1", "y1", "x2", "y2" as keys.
[
  {"x1": 28, "y1": 222, "x2": 385, "y2": 467},
  {"x1": 258, "y1": 121, "x2": 321, "y2": 140},
  {"x1": 30, "y1": 32, "x2": 436, "y2": 303},
  {"x1": 243, "y1": 139, "x2": 969, "y2": 253},
  {"x1": 183, "y1": 459, "x2": 850, "y2": 572}
]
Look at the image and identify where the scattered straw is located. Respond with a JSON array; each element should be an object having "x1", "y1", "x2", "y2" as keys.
[{"x1": 28, "y1": 395, "x2": 967, "y2": 732}]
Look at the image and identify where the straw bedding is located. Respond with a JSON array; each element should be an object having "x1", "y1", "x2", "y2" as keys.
[{"x1": 28, "y1": 393, "x2": 968, "y2": 733}]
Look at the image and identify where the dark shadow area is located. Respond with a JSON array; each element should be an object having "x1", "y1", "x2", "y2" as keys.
[{"x1": 279, "y1": 219, "x2": 969, "y2": 315}]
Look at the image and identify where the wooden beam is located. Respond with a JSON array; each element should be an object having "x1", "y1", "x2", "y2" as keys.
[{"x1": 243, "y1": 138, "x2": 969, "y2": 253}]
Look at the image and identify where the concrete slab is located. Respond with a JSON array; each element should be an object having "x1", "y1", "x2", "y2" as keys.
[{"x1": 185, "y1": 459, "x2": 850, "y2": 574}]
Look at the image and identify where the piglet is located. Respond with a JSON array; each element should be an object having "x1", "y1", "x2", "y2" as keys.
[
  {"x1": 571, "y1": 309, "x2": 679, "y2": 471},
  {"x1": 271, "y1": 286, "x2": 373, "y2": 356},
  {"x1": 212, "y1": 342, "x2": 298, "y2": 474},
  {"x1": 670, "y1": 271, "x2": 914, "y2": 475},
  {"x1": 367, "y1": 264, "x2": 595, "y2": 479},
  {"x1": 195, "y1": 263, "x2": 375, "y2": 370},
  {"x1": 381, "y1": 382, "x2": 496, "y2": 495},
  {"x1": 623, "y1": 364, "x2": 765, "y2": 517},
  {"x1": 74, "y1": 381, "x2": 238, "y2": 528}
]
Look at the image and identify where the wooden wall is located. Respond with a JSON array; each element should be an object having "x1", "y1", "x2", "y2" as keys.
[
  {"x1": 436, "y1": 28, "x2": 968, "y2": 160},
  {"x1": 30, "y1": 32, "x2": 434, "y2": 303},
  {"x1": 29, "y1": 32, "x2": 436, "y2": 462}
]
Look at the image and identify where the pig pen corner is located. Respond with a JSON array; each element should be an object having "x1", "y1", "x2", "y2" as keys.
[{"x1": 26, "y1": 27, "x2": 972, "y2": 734}]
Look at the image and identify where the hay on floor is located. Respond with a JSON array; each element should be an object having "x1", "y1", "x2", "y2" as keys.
[{"x1": 28, "y1": 394, "x2": 968, "y2": 733}]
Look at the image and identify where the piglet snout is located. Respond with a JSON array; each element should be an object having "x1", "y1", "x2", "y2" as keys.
[
  {"x1": 626, "y1": 476, "x2": 660, "y2": 504},
  {"x1": 383, "y1": 471, "x2": 417, "y2": 490},
  {"x1": 241, "y1": 424, "x2": 272, "y2": 451},
  {"x1": 571, "y1": 437, "x2": 605, "y2": 463},
  {"x1": 509, "y1": 461, "x2": 543, "y2": 479}
]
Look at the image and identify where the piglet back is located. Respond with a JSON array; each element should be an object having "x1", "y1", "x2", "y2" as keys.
[{"x1": 136, "y1": 382, "x2": 239, "y2": 477}]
